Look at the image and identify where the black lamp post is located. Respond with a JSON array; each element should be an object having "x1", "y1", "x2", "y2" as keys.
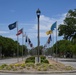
[{"x1": 36, "y1": 9, "x2": 41, "y2": 63}]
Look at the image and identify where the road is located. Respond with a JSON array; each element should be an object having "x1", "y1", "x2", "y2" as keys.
[
  {"x1": 0, "y1": 73, "x2": 76, "y2": 75},
  {"x1": 57, "y1": 58, "x2": 76, "y2": 68},
  {"x1": 48, "y1": 57, "x2": 76, "y2": 68},
  {"x1": 0, "y1": 57, "x2": 27, "y2": 65}
]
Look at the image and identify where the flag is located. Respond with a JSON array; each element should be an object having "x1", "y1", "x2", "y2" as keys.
[
  {"x1": 47, "y1": 34, "x2": 52, "y2": 44},
  {"x1": 51, "y1": 21, "x2": 57, "y2": 31},
  {"x1": 16, "y1": 28, "x2": 23, "y2": 36},
  {"x1": 46, "y1": 30, "x2": 52, "y2": 35},
  {"x1": 28, "y1": 38, "x2": 31, "y2": 44},
  {"x1": 30, "y1": 43, "x2": 33, "y2": 47},
  {"x1": 8, "y1": 22, "x2": 16, "y2": 30},
  {"x1": 25, "y1": 36, "x2": 27, "y2": 42}
]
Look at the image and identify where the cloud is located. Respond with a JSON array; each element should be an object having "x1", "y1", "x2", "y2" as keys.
[
  {"x1": 8, "y1": 13, "x2": 66, "y2": 39},
  {"x1": 6, "y1": 35, "x2": 17, "y2": 39},
  {"x1": 7, "y1": 35, "x2": 23, "y2": 39},
  {"x1": 0, "y1": 31, "x2": 9, "y2": 34},
  {"x1": 28, "y1": 13, "x2": 66, "y2": 38}
]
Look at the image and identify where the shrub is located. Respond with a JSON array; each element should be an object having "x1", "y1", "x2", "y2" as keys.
[
  {"x1": 42, "y1": 59, "x2": 49, "y2": 64},
  {"x1": 14, "y1": 64, "x2": 21, "y2": 67},
  {"x1": 40, "y1": 55, "x2": 46, "y2": 60},
  {"x1": 25, "y1": 56, "x2": 35, "y2": 63},
  {"x1": 0, "y1": 64, "x2": 7, "y2": 69},
  {"x1": 66, "y1": 66, "x2": 73, "y2": 70},
  {"x1": 9, "y1": 64, "x2": 14, "y2": 69},
  {"x1": 43, "y1": 67, "x2": 47, "y2": 71},
  {"x1": 41, "y1": 59, "x2": 44, "y2": 62},
  {"x1": 25, "y1": 56, "x2": 49, "y2": 64},
  {"x1": 26, "y1": 63, "x2": 34, "y2": 67},
  {"x1": 21, "y1": 63, "x2": 26, "y2": 68},
  {"x1": 25, "y1": 59, "x2": 35, "y2": 63},
  {"x1": 36, "y1": 63, "x2": 41, "y2": 66},
  {"x1": 6, "y1": 66, "x2": 11, "y2": 70},
  {"x1": 37, "y1": 66, "x2": 41, "y2": 71}
]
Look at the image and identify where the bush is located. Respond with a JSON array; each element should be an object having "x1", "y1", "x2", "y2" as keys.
[
  {"x1": 26, "y1": 63, "x2": 34, "y2": 67},
  {"x1": 40, "y1": 55, "x2": 46, "y2": 60},
  {"x1": 41, "y1": 59, "x2": 44, "y2": 62},
  {"x1": 6, "y1": 66, "x2": 11, "y2": 70},
  {"x1": 21, "y1": 63, "x2": 26, "y2": 68},
  {"x1": 42, "y1": 59, "x2": 49, "y2": 64},
  {"x1": 25, "y1": 56, "x2": 49, "y2": 64},
  {"x1": 0, "y1": 64, "x2": 7, "y2": 69},
  {"x1": 25, "y1": 56, "x2": 35, "y2": 63},
  {"x1": 40, "y1": 56, "x2": 49, "y2": 63}
]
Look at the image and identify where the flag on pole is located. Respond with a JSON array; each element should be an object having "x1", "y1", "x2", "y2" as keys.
[
  {"x1": 28, "y1": 38, "x2": 31, "y2": 44},
  {"x1": 47, "y1": 34, "x2": 52, "y2": 44},
  {"x1": 16, "y1": 28, "x2": 23, "y2": 36},
  {"x1": 46, "y1": 30, "x2": 52, "y2": 35},
  {"x1": 30, "y1": 43, "x2": 33, "y2": 47},
  {"x1": 8, "y1": 22, "x2": 16, "y2": 30},
  {"x1": 51, "y1": 21, "x2": 57, "y2": 31},
  {"x1": 25, "y1": 36, "x2": 27, "y2": 42}
]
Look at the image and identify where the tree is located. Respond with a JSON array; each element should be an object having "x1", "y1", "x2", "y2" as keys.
[
  {"x1": 29, "y1": 46, "x2": 43, "y2": 55},
  {"x1": 52, "y1": 40, "x2": 73, "y2": 57},
  {"x1": 58, "y1": 9, "x2": 76, "y2": 40}
]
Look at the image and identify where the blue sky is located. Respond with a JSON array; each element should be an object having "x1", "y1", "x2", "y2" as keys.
[{"x1": 0, "y1": 0, "x2": 76, "y2": 48}]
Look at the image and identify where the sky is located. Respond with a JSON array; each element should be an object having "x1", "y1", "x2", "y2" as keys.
[{"x1": 0, "y1": 0, "x2": 76, "y2": 48}]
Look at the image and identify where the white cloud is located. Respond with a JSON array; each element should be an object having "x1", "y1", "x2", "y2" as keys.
[
  {"x1": 28, "y1": 13, "x2": 66, "y2": 38},
  {"x1": 0, "y1": 31, "x2": 9, "y2": 34},
  {"x1": 40, "y1": 32, "x2": 48, "y2": 37},
  {"x1": 7, "y1": 35, "x2": 23, "y2": 39}
]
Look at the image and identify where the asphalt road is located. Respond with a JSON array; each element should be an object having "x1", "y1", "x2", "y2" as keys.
[
  {"x1": 48, "y1": 57, "x2": 76, "y2": 68},
  {"x1": 0, "y1": 57, "x2": 27, "y2": 65},
  {"x1": 0, "y1": 73, "x2": 76, "y2": 75},
  {"x1": 57, "y1": 58, "x2": 76, "y2": 68}
]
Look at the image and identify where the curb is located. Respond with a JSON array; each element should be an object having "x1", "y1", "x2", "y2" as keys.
[{"x1": 0, "y1": 70, "x2": 76, "y2": 74}]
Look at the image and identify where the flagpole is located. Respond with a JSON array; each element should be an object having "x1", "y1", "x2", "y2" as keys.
[
  {"x1": 16, "y1": 21, "x2": 19, "y2": 62},
  {"x1": 52, "y1": 32, "x2": 54, "y2": 59},
  {"x1": 25, "y1": 33, "x2": 26, "y2": 59},
  {"x1": 56, "y1": 21, "x2": 57, "y2": 62},
  {"x1": 22, "y1": 28, "x2": 23, "y2": 61}
]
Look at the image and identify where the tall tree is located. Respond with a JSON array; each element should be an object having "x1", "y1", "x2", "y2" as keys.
[{"x1": 58, "y1": 9, "x2": 76, "y2": 40}]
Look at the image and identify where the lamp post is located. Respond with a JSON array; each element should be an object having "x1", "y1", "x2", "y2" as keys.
[{"x1": 36, "y1": 9, "x2": 41, "y2": 63}]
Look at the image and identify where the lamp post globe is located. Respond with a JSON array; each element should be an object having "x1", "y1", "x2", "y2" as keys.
[{"x1": 36, "y1": 9, "x2": 41, "y2": 17}]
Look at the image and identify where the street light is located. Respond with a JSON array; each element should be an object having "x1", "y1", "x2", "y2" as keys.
[{"x1": 36, "y1": 9, "x2": 41, "y2": 63}]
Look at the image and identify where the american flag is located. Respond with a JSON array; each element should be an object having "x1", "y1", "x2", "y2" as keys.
[{"x1": 16, "y1": 28, "x2": 23, "y2": 36}]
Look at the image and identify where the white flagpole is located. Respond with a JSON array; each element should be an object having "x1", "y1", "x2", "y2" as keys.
[
  {"x1": 25, "y1": 32, "x2": 26, "y2": 58},
  {"x1": 16, "y1": 21, "x2": 19, "y2": 62},
  {"x1": 22, "y1": 28, "x2": 23, "y2": 61},
  {"x1": 56, "y1": 21, "x2": 58, "y2": 62},
  {"x1": 52, "y1": 32, "x2": 54, "y2": 59}
]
